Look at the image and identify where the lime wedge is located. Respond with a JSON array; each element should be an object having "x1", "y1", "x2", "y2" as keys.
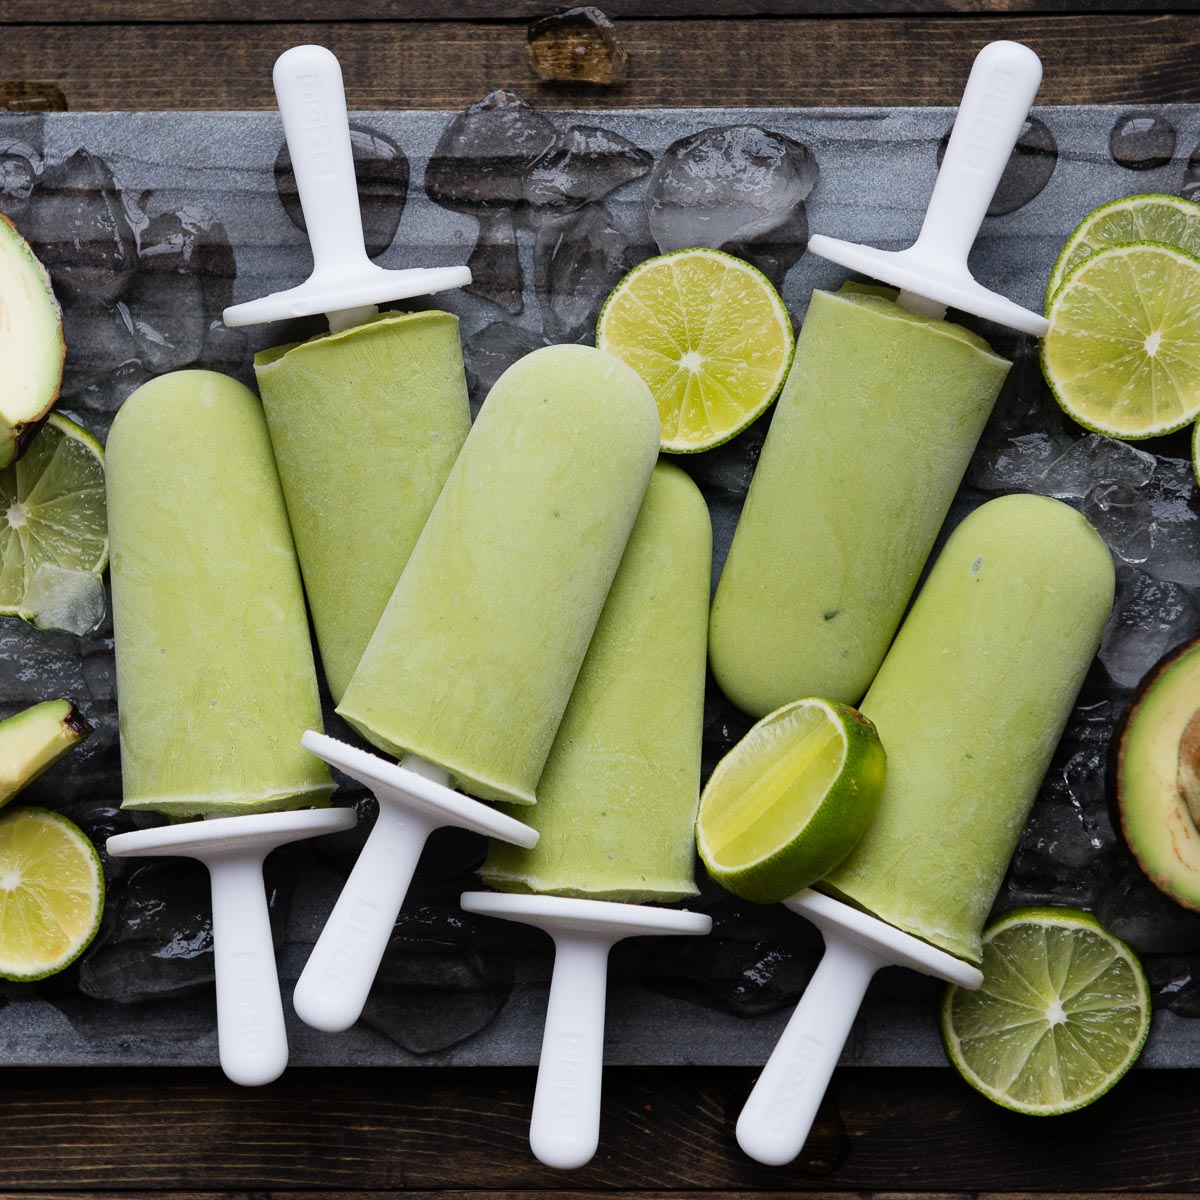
[
  {"x1": 1046, "y1": 193, "x2": 1200, "y2": 304},
  {"x1": 0, "y1": 412, "x2": 107, "y2": 631},
  {"x1": 596, "y1": 247, "x2": 794, "y2": 453},
  {"x1": 0, "y1": 806, "x2": 104, "y2": 980},
  {"x1": 941, "y1": 907, "x2": 1151, "y2": 1116},
  {"x1": 1040, "y1": 242, "x2": 1200, "y2": 439},
  {"x1": 696, "y1": 697, "x2": 885, "y2": 904}
]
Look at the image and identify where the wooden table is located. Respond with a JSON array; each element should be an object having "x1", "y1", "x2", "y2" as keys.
[{"x1": 3, "y1": 2, "x2": 1200, "y2": 1195}]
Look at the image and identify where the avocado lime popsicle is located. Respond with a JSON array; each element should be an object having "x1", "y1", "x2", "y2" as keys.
[
  {"x1": 710, "y1": 286, "x2": 1010, "y2": 713},
  {"x1": 736, "y1": 493, "x2": 1115, "y2": 1167},
  {"x1": 224, "y1": 45, "x2": 471, "y2": 699},
  {"x1": 464, "y1": 462, "x2": 714, "y2": 1170},
  {"x1": 711, "y1": 40, "x2": 1050, "y2": 718},
  {"x1": 295, "y1": 343, "x2": 661, "y2": 1035},
  {"x1": 104, "y1": 370, "x2": 354, "y2": 1088},
  {"x1": 254, "y1": 311, "x2": 469, "y2": 701}
]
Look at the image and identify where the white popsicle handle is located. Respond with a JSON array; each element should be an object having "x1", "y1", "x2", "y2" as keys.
[
  {"x1": 914, "y1": 40, "x2": 1042, "y2": 265},
  {"x1": 292, "y1": 806, "x2": 436, "y2": 1032},
  {"x1": 736, "y1": 935, "x2": 883, "y2": 1167},
  {"x1": 207, "y1": 853, "x2": 289, "y2": 1087},
  {"x1": 530, "y1": 934, "x2": 613, "y2": 1171},
  {"x1": 273, "y1": 44, "x2": 371, "y2": 279}
]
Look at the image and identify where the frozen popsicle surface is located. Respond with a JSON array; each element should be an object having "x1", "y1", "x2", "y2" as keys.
[
  {"x1": 106, "y1": 370, "x2": 334, "y2": 817},
  {"x1": 337, "y1": 343, "x2": 660, "y2": 806},
  {"x1": 709, "y1": 288, "x2": 1010, "y2": 716},
  {"x1": 821, "y1": 493, "x2": 1115, "y2": 964},
  {"x1": 482, "y1": 463, "x2": 711, "y2": 902},
  {"x1": 254, "y1": 310, "x2": 470, "y2": 702}
]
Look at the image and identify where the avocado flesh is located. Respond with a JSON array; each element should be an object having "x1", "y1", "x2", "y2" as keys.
[
  {"x1": 0, "y1": 215, "x2": 65, "y2": 468},
  {"x1": 0, "y1": 698, "x2": 92, "y2": 808},
  {"x1": 1118, "y1": 638, "x2": 1200, "y2": 911}
]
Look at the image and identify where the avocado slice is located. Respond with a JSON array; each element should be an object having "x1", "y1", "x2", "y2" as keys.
[
  {"x1": 0, "y1": 214, "x2": 66, "y2": 468},
  {"x1": 1116, "y1": 637, "x2": 1200, "y2": 911},
  {"x1": 0, "y1": 699, "x2": 92, "y2": 809}
]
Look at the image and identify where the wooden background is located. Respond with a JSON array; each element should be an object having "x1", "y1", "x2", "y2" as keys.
[{"x1": 3, "y1": 0, "x2": 1200, "y2": 1195}]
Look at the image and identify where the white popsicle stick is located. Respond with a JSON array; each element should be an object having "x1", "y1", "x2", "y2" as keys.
[
  {"x1": 809, "y1": 40, "x2": 1049, "y2": 336},
  {"x1": 222, "y1": 44, "x2": 470, "y2": 330},
  {"x1": 106, "y1": 807, "x2": 356, "y2": 1087},
  {"x1": 460, "y1": 892, "x2": 712, "y2": 1170},
  {"x1": 293, "y1": 733, "x2": 538, "y2": 1034},
  {"x1": 735, "y1": 889, "x2": 982, "y2": 1167}
]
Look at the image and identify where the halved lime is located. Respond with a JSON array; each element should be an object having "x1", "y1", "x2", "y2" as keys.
[
  {"x1": 0, "y1": 412, "x2": 107, "y2": 631},
  {"x1": 596, "y1": 247, "x2": 794, "y2": 453},
  {"x1": 1040, "y1": 242, "x2": 1200, "y2": 439},
  {"x1": 1046, "y1": 194, "x2": 1200, "y2": 304},
  {"x1": 696, "y1": 697, "x2": 885, "y2": 905},
  {"x1": 941, "y1": 908, "x2": 1151, "y2": 1116},
  {"x1": 0, "y1": 806, "x2": 104, "y2": 980}
]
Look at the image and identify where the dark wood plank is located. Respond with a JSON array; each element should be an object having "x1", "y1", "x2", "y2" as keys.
[
  {"x1": 1, "y1": 15, "x2": 1198, "y2": 110},
  {"x1": 4, "y1": 1067, "x2": 1200, "y2": 1191},
  {"x1": 1, "y1": 2, "x2": 1195, "y2": 24}
]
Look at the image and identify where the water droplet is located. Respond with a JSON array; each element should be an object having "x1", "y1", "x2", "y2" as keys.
[
  {"x1": 1183, "y1": 144, "x2": 1200, "y2": 203},
  {"x1": 938, "y1": 117, "x2": 1057, "y2": 216},
  {"x1": 275, "y1": 125, "x2": 409, "y2": 259},
  {"x1": 1109, "y1": 110, "x2": 1176, "y2": 171},
  {"x1": 527, "y1": 6, "x2": 629, "y2": 85}
]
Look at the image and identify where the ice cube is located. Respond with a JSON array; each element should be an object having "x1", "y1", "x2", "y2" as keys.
[
  {"x1": 647, "y1": 125, "x2": 817, "y2": 287},
  {"x1": 938, "y1": 117, "x2": 1057, "y2": 217},
  {"x1": 1096, "y1": 865, "x2": 1200, "y2": 957},
  {"x1": 26, "y1": 565, "x2": 106, "y2": 637},
  {"x1": 1039, "y1": 434, "x2": 1156, "y2": 500},
  {"x1": 21, "y1": 149, "x2": 138, "y2": 306},
  {"x1": 1144, "y1": 454, "x2": 1200, "y2": 588},
  {"x1": 1083, "y1": 482, "x2": 1154, "y2": 565},
  {"x1": 1099, "y1": 566, "x2": 1200, "y2": 690},
  {"x1": 463, "y1": 320, "x2": 546, "y2": 413},
  {"x1": 526, "y1": 7, "x2": 630, "y2": 85},
  {"x1": 0, "y1": 134, "x2": 41, "y2": 218},
  {"x1": 1184, "y1": 144, "x2": 1200, "y2": 203},
  {"x1": 535, "y1": 202, "x2": 633, "y2": 341},
  {"x1": 525, "y1": 124, "x2": 651, "y2": 214}
]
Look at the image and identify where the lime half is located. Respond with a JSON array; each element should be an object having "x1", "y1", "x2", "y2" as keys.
[
  {"x1": 596, "y1": 247, "x2": 794, "y2": 453},
  {"x1": 941, "y1": 908, "x2": 1150, "y2": 1116},
  {"x1": 1046, "y1": 193, "x2": 1200, "y2": 304},
  {"x1": 0, "y1": 806, "x2": 104, "y2": 980},
  {"x1": 0, "y1": 412, "x2": 107, "y2": 631},
  {"x1": 1041, "y1": 242, "x2": 1200, "y2": 439},
  {"x1": 696, "y1": 697, "x2": 885, "y2": 905}
]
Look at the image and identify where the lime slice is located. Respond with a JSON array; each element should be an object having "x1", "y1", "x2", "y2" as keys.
[
  {"x1": 596, "y1": 247, "x2": 794, "y2": 453},
  {"x1": 0, "y1": 412, "x2": 108, "y2": 630},
  {"x1": 1040, "y1": 242, "x2": 1200, "y2": 439},
  {"x1": 941, "y1": 908, "x2": 1151, "y2": 1116},
  {"x1": 696, "y1": 697, "x2": 885, "y2": 904},
  {"x1": 0, "y1": 806, "x2": 104, "y2": 980},
  {"x1": 1046, "y1": 194, "x2": 1200, "y2": 304}
]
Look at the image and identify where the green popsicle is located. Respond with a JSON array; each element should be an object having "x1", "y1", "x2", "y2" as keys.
[
  {"x1": 337, "y1": 344, "x2": 660, "y2": 807},
  {"x1": 482, "y1": 463, "x2": 711, "y2": 902},
  {"x1": 709, "y1": 288, "x2": 1010, "y2": 716},
  {"x1": 254, "y1": 311, "x2": 470, "y2": 702},
  {"x1": 821, "y1": 494, "x2": 1115, "y2": 964},
  {"x1": 106, "y1": 370, "x2": 334, "y2": 817}
]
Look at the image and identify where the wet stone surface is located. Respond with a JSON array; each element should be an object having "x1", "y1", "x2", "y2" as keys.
[{"x1": 4, "y1": 101, "x2": 1200, "y2": 1067}]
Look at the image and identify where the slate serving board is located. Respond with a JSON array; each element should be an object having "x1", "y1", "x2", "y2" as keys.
[{"x1": 3, "y1": 102, "x2": 1200, "y2": 1070}]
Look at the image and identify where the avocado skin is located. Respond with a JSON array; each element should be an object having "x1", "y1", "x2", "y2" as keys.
[{"x1": 0, "y1": 699, "x2": 92, "y2": 808}]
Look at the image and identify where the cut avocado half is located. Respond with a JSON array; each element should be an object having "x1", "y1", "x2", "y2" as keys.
[
  {"x1": 1116, "y1": 637, "x2": 1200, "y2": 911},
  {"x1": 0, "y1": 214, "x2": 66, "y2": 469},
  {"x1": 0, "y1": 698, "x2": 92, "y2": 809}
]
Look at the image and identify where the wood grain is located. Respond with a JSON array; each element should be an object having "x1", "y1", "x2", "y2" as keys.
[
  {"x1": 3, "y1": 1067, "x2": 1200, "y2": 1191},
  {"x1": 1, "y1": 1, "x2": 1195, "y2": 24},
  {"x1": 1, "y1": 16, "x2": 1198, "y2": 110}
]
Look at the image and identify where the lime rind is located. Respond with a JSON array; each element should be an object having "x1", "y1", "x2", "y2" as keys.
[
  {"x1": 696, "y1": 697, "x2": 885, "y2": 905},
  {"x1": 940, "y1": 907, "x2": 1151, "y2": 1116},
  {"x1": 0, "y1": 806, "x2": 105, "y2": 982},
  {"x1": 1046, "y1": 193, "x2": 1200, "y2": 307},
  {"x1": 0, "y1": 411, "x2": 107, "y2": 622},
  {"x1": 1040, "y1": 240, "x2": 1200, "y2": 440},
  {"x1": 597, "y1": 247, "x2": 795, "y2": 454}
]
